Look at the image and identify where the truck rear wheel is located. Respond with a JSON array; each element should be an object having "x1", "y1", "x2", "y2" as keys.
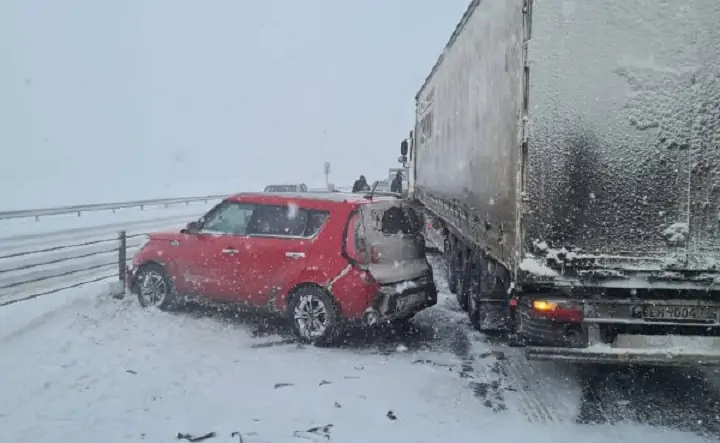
[
  {"x1": 455, "y1": 252, "x2": 470, "y2": 311},
  {"x1": 445, "y1": 238, "x2": 459, "y2": 294}
]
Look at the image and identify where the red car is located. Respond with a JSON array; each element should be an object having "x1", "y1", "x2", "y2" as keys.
[{"x1": 126, "y1": 192, "x2": 437, "y2": 344}]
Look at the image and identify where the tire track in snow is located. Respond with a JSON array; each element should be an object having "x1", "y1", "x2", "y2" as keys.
[
  {"x1": 427, "y1": 254, "x2": 584, "y2": 423},
  {"x1": 498, "y1": 347, "x2": 582, "y2": 424}
]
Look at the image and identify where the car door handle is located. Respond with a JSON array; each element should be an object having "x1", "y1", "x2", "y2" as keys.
[
  {"x1": 222, "y1": 248, "x2": 239, "y2": 255},
  {"x1": 285, "y1": 252, "x2": 305, "y2": 259}
]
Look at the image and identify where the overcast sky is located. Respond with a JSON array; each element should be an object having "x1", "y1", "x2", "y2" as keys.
[{"x1": 0, "y1": 0, "x2": 469, "y2": 209}]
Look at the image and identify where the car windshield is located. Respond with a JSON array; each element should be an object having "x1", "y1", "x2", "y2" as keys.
[
  {"x1": 263, "y1": 185, "x2": 297, "y2": 192},
  {"x1": 373, "y1": 181, "x2": 391, "y2": 192}
]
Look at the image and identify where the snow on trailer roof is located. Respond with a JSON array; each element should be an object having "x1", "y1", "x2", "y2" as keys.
[{"x1": 415, "y1": 0, "x2": 482, "y2": 100}]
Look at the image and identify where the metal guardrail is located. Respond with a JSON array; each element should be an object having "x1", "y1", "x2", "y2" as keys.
[
  {"x1": 0, "y1": 230, "x2": 131, "y2": 306},
  {"x1": 0, "y1": 194, "x2": 228, "y2": 221},
  {"x1": 0, "y1": 197, "x2": 222, "y2": 306}
]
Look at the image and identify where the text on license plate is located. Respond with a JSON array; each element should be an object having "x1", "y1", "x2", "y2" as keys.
[
  {"x1": 397, "y1": 293, "x2": 425, "y2": 310},
  {"x1": 642, "y1": 305, "x2": 718, "y2": 321}
]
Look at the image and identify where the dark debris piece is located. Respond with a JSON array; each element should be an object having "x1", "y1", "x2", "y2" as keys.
[
  {"x1": 334, "y1": 402, "x2": 342, "y2": 408},
  {"x1": 230, "y1": 431, "x2": 244, "y2": 443},
  {"x1": 293, "y1": 424, "x2": 333, "y2": 440},
  {"x1": 319, "y1": 380, "x2": 332, "y2": 386},
  {"x1": 274, "y1": 383, "x2": 294, "y2": 389},
  {"x1": 386, "y1": 411, "x2": 397, "y2": 420},
  {"x1": 126, "y1": 370, "x2": 137, "y2": 375},
  {"x1": 176, "y1": 432, "x2": 217, "y2": 442}
]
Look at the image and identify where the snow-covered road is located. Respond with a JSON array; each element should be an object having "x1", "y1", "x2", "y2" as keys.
[{"x1": 1, "y1": 256, "x2": 719, "y2": 442}]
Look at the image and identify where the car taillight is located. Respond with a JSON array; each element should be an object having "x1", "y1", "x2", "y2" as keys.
[
  {"x1": 345, "y1": 213, "x2": 367, "y2": 264},
  {"x1": 531, "y1": 299, "x2": 584, "y2": 323},
  {"x1": 345, "y1": 212, "x2": 382, "y2": 265}
]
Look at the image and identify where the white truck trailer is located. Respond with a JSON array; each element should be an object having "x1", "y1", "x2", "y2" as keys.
[{"x1": 400, "y1": 0, "x2": 720, "y2": 366}]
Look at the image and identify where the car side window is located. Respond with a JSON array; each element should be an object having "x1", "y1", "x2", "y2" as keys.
[
  {"x1": 306, "y1": 211, "x2": 329, "y2": 236},
  {"x1": 201, "y1": 202, "x2": 255, "y2": 235},
  {"x1": 247, "y1": 204, "x2": 311, "y2": 237}
]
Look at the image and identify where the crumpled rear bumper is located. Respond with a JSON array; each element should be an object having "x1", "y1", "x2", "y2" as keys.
[
  {"x1": 526, "y1": 346, "x2": 720, "y2": 367},
  {"x1": 362, "y1": 277, "x2": 438, "y2": 325}
]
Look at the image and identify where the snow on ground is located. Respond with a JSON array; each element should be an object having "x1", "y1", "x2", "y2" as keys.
[{"x1": 0, "y1": 257, "x2": 719, "y2": 442}]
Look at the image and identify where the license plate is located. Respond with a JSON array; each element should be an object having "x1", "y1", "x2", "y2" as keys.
[
  {"x1": 397, "y1": 293, "x2": 426, "y2": 311},
  {"x1": 642, "y1": 305, "x2": 718, "y2": 321}
]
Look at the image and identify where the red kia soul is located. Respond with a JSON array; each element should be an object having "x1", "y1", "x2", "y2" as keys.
[{"x1": 126, "y1": 192, "x2": 437, "y2": 344}]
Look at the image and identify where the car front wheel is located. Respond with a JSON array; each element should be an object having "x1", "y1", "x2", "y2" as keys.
[
  {"x1": 289, "y1": 287, "x2": 343, "y2": 345},
  {"x1": 136, "y1": 264, "x2": 177, "y2": 310}
]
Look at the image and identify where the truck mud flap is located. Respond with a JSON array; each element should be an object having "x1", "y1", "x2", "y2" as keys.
[{"x1": 525, "y1": 346, "x2": 720, "y2": 367}]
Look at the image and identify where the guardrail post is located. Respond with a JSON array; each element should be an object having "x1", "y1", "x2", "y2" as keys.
[{"x1": 118, "y1": 230, "x2": 127, "y2": 282}]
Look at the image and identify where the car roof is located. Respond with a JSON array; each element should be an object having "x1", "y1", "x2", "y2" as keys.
[{"x1": 227, "y1": 191, "x2": 401, "y2": 208}]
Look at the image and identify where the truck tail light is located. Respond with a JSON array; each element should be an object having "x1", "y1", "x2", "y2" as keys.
[{"x1": 531, "y1": 300, "x2": 584, "y2": 323}]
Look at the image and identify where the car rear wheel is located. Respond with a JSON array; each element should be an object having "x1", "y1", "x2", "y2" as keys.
[
  {"x1": 136, "y1": 264, "x2": 176, "y2": 310},
  {"x1": 289, "y1": 287, "x2": 342, "y2": 345}
]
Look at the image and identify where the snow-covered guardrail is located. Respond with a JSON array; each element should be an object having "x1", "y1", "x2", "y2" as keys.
[
  {"x1": 0, "y1": 196, "x2": 224, "y2": 306},
  {"x1": 0, "y1": 195, "x2": 227, "y2": 221}
]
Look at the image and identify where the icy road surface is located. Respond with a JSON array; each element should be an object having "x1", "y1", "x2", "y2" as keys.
[{"x1": 1, "y1": 257, "x2": 719, "y2": 442}]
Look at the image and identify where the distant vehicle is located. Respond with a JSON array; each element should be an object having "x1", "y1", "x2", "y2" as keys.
[
  {"x1": 127, "y1": 192, "x2": 437, "y2": 345},
  {"x1": 372, "y1": 180, "x2": 392, "y2": 193},
  {"x1": 264, "y1": 184, "x2": 308, "y2": 192}
]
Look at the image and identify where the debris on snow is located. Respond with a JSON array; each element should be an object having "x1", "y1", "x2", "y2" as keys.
[
  {"x1": 318, "y1": 380, "x2": 331, "y2": 386},
  {"x1": 386, "y1": 411, "x2": 397, "y2": 420},
  {"x1": 273, "y1": 382, "x2": 294, "y2": 389},
  {"x1": 293, "y1": 424, "x2": 332, "y2": 440},
  {"x1": 176, "y1": 431, "x2": 217, "y2": 442}
]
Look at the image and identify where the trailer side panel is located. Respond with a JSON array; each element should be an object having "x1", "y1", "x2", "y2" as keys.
[{"x1": 414, "y1": 0, "x2": 525, "y2": 269}]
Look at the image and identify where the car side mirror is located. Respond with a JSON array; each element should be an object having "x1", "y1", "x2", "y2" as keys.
[
  {"x1": 400, "y1": 139, "x2": 409, "y2": 156},
  {"x1": 182, "y1": 221, "x2": 201, "y2": 234}
]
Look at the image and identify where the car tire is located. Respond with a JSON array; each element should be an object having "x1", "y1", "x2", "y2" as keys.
[
  {"x1": 135, "y1": 263, "x2": 177, "y2": 310},
  {"x1": 289, "y1": 286, "x2": 343, "y2": 346}
]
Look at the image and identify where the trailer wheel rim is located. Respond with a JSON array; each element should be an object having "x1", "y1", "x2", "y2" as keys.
[
  {"x1": 139, "y1": 270, "x2": 168, "y2": 307},
  {"x1": 293, "y1": 294, "x2": 329, "y2": 339}
]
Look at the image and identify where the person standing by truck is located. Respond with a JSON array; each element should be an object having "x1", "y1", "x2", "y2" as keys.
[
  {"x1": 390, "y1": 172, "x2": 403, "y2": 194},
  {"x1": 352, "y1": 175, "x2": 370, "y2": 193}
]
